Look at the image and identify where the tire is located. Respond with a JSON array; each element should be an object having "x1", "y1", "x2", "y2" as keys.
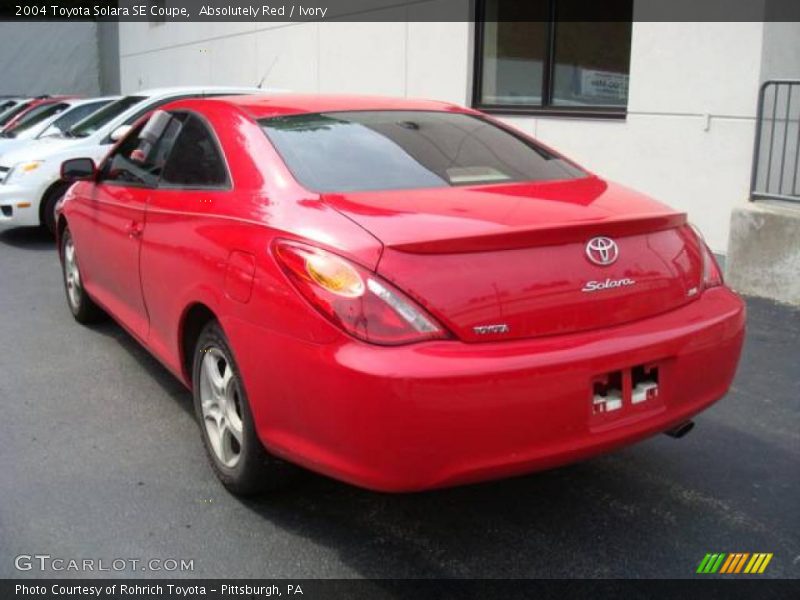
[
  {"x1": 61, "y1": 228, "x2": 106, "y2": 323},
  {"x1": 42, "y1": 183, "x2": 69, "y2": 235},
  {"x1": 192, "y1": 321, "x2": 293, "y2": 495}
]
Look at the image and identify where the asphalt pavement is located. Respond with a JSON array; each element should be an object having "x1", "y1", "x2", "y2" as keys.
[{"x1": 0, "y1": 226, "x2": 798, "y2": 579}]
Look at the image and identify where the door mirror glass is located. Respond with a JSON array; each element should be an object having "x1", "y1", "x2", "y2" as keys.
[
  {"x1": 61, "y1": 158, "x2": 96, "y2": 182},
  {"x1": 110, "y1": 124, "x2": 133, "y2": 142}
]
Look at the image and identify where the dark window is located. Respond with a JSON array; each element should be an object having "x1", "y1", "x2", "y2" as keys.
[
  {"x1": 38, "y1": 100, "x2": 113, "y2": 138},
  {"x1": 474, "y1": 0, "x2": 632, "y2": 117},
  {"x1": 161, "y1": 115, "x2": 228, "y2": 188},
  {"x1": 0, "y1": 103, "x2": 68, "y2": 138},
  {"x1": 99, "y1": 111, "x2": 183, "y2": 188},
  {"x1": 0, "y1": 101, "x2": 33, "y2": 127},
  {"x1": 261, "y1": 110, "x2": 585, "y2": 193},
  {"x1": 68, "y1": 95, "x2": 146, "y2": 138}
]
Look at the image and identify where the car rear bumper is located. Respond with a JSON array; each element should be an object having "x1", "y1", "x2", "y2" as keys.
[{"x1": 229, "y1": 286, "x2": 745, "y2": 492}]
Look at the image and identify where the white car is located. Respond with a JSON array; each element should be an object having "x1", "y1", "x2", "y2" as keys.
[
  {"x1": 0, "y1": 96, "x2": 117, "y2": 158},
  {"x1": 0, "y1": 86, "x2": 271, "y2": 233}
]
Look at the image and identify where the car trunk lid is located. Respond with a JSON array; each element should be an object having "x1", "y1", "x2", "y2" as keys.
[{"x1": 322, "y1": 177, "x2": 704, "y2": 341}]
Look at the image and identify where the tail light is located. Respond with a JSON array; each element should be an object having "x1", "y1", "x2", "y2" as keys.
[
  {"x1": 691, "y1": 225, "x2": 723, "y2": 289},
  {"x1": 273, "y1": 240, "x2": 450, "y2": 345}
]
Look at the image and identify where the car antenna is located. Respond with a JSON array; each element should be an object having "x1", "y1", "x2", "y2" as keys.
[{"x1": 256, "y1": 56, "x2": 279, "y2": 89}]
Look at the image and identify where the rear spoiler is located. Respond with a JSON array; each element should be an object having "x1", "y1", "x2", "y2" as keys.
[{"x1": 389, "y1": 213, "x2": 688, "y2": 254}]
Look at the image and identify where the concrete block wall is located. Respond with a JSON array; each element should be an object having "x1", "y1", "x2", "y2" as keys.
[{"x1": 0, "y1": 23, "x2": 102, "y2": 96}]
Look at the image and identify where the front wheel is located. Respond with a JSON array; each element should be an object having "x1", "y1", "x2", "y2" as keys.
[
  {"x1": 42, "y1": 183, "x2": 69, "y2": 235},
  {"x1": 192, "y1": 321, "x2": 293, "y2": 495},
  {"x1": 61, "y1": 228, "x2": 105, "y2": 323}
]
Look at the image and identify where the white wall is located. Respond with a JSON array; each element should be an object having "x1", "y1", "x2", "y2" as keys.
[
  {"x1": 521, "y1": 22, "x2": 765, "y2": 252},
  {"x1": 0, "y1": 22, "x2": 101, "y2": 96},
  {"x1": 119, "y1": 2, "x2": 470, "y2": 104},
  {"x1": 119, "y1": 17, "x2": 789, "y2": 253}
]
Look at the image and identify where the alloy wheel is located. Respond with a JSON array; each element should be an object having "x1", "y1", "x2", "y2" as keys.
[
  {"x1": 198, "y1": 347, "x2": 244, "y2": 468},
  {"x1": 63, "y1": 236, "x2": 82, "y2": 310}
]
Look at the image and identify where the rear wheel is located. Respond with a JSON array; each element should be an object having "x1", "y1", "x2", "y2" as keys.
[
  {"x1": 61, "y1": 228, "x2": 105, "y2": 323},
  {"x1": 192, "y1": 321, "x2": 293, "y2": 495}
]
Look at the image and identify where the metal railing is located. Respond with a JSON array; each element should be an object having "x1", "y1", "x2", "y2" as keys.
[{"x1": 750, "y1": 80, "x2": 800, "y2": 202}]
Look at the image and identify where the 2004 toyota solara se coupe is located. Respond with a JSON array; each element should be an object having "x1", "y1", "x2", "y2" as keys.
[{"x1": 56, "y1": 94, "x2": 745, "y2": 494}]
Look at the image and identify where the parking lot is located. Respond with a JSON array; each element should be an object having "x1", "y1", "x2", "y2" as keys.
[{"x1": 0, "y1": 225, "x2": 797, "y2": 579}]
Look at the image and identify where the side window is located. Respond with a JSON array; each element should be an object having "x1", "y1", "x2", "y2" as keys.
[
  {"x1": 40, "y1": 101, "x2": 110, "y2": 138},
  {"x1": 161, "y1": 115, "x2": 228, "y2": 188},
  {"x1": 99, "y1": 111, "x2": 183, "y2": 187}
]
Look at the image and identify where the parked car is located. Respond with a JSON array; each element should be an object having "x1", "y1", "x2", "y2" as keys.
[
  {"x1": 0, "y1": 95, "x2": 76, "y2": 132},
  {"x1": 56, "y1": 95, "x2": 745, "y2": 495},
  {"x1": 0, "y1": 87, "x2": 269, "y2": 233},
  {"x1": 0, "y1": 96, "x2": 117, "y2": 157}
]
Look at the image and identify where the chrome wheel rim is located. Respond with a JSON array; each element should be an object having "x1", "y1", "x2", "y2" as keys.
[
  {"x1": 64, "y1": 237, "x2": 82, "y2": 310},
  {"x1": 199, "y1": 347, "x2": 244, "y2": 468}
]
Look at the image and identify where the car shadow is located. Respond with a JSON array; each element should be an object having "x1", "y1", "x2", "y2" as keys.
[
  {"x1": 84, "y1": 318, "x2": 195, "y2": 418},
  {"x1": 0, "y1": 226, "x2": 55, "y2": 251}
]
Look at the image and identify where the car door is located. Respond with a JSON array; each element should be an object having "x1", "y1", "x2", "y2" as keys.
[
  {"x1": 73, "y1": 112, "x2": 184, "y2": 341},
  {"x1": 138, "y1": 112, "x2": 235, "y2": 373}
]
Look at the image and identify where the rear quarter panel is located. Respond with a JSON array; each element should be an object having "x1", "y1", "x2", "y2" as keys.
[{"x1": 137, "y1": 100, "x2": 382, "y2": 387}]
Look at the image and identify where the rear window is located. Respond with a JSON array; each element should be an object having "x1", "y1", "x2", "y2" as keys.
[{"x1": 260, "y1": 110, "x2": 585, "y2": 193}]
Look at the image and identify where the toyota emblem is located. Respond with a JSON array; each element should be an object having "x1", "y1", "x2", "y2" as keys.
[{"x1": 585, "y1": 237, "x2": 619, "y2": 266}]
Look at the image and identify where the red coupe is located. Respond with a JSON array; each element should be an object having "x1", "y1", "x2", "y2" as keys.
[{"x1": 56, "y1": 95, "x2": 745, "y2": 494}]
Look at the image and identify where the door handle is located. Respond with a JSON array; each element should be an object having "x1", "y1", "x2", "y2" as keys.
[{"x1": 127, "y1": 221, "x2": 143, "y2": 239}]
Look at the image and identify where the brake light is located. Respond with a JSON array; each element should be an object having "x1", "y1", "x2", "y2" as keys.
[
  {"x1": 273, "y1": 240, "x2": 450, "y2": 345},
  {"x1": 691, "y1": 225, "x2": 723, "y2": 289}
]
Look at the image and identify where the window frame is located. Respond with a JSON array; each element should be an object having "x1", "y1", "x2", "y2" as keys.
[{"x1": 471, "y1": 0, "x2": 630, "y2": 120}]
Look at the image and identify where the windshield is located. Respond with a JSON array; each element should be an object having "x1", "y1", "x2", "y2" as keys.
[
  {"x1": 0, "y1": 103, "x2": 68, "y2": 138},
  {"x1": 260, "y1": 111, "x2": 585, "y2": 193},
  {"x1": 0, "y1": 101, "x2": 33, "y2": 128},
  {"x1": 67, "y1": 95, "x2": 145, "y2": 138},
  {"x1": 38, "y1": 100, "x2": 113, "y2": 138}
]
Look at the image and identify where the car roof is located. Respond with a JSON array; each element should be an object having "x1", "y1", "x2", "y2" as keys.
[
  {"x1": 63, "y1": 96, "x2": 120, "y2": 106},
  {"x1": 213, "y1": 94, "x2": 471, "y2": 120},
  {"x1": 126, "y1": 86, "x2": 279, "y2": 100}
]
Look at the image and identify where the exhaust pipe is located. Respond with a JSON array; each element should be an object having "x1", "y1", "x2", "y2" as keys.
[{"x1": 665, "y1": 420, "x2": 695, "y2": 439}]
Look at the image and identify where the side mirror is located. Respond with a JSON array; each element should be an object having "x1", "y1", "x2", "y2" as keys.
[
  {"x1": 61, "y1": 158, "x2": 96, "y2": 182},
  {"x1": 110, "y1": 124, "x2": 132, "y2": 142}
]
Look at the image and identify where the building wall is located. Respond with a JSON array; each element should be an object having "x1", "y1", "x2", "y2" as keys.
[
  {"x1": 0, "y1": 23, "x2": 101, "y2": 96},
  {"x1": 97, "y1": 22, "x2": 122, "y2": 95},
  {"x1": 119, "y1": 12, "x2": 792, "y2": 253}
]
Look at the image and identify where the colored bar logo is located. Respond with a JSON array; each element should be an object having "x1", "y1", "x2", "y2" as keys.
[{"x1": 696, "y1": 553, "x2": 773, "y2": 574}]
